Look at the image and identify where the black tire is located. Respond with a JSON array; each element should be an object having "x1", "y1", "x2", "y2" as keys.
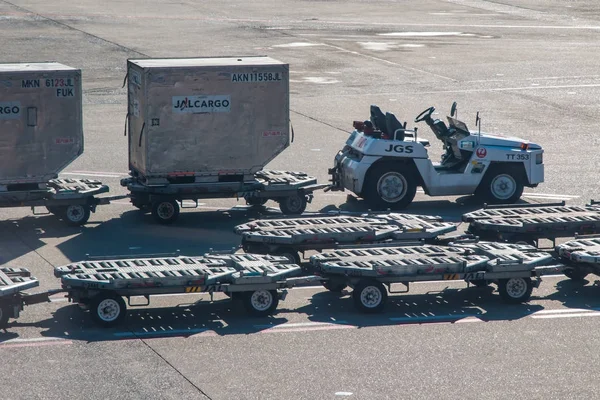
[
  {"x1": 151, "y1": 199, "x2": 180, "y2": 224},
  {"x1": 322, "y1": 280, "x2": 347, "y2": 293},
  {"x1": 352, "y1": 279, "x2": 388, "y2": 313},
  {"x1": 279, "y1": 194, "x2": 307, "y2": 215},
  {"x1": 89, "y1": 293, "x2": 127, "y2": 328},
  {"x1": 243, "y1": 290, "x2": 279, "y2": 317},
  {"x1": 62, "y1": 205, "x2": 91, "y2": 226},
  {"x1": 498, "y1": 277, "x2": 533, "y2": 304},
  {"x1": 363, "y1": 164, "x2": 417, "y2": 210},
  {"x1": 0, "y1": 304, "x2": 11, "y2": 329},
  {"x1": 273, "y1": 248, "x2": 301, "y2": 264},
  {"x1": 564, "y1": 267, "x2": 588, "y2": 281},
  {"x1": 511, "y1": 235, "x2": 537, "y2": 247},
  {"x1": 476, "y1": 165, "x2": 524, "y2": 204}
]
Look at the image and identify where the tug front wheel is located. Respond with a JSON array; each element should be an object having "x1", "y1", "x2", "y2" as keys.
[
  {"x1": 363, "y1": 164, "x2": 417, "y2": 210},
  {"x1": 477, "y1": 165, "x2": 524, "y2": 204}
]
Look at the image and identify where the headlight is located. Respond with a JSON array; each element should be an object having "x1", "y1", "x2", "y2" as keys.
[{"x1": 536, "y1": 152, "x2": 543, "y2": 164}]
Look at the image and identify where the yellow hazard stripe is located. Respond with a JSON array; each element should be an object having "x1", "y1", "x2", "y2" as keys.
[
  {"x1": 443, "y1": 273, "x2": 459, "y2": 280},
  {"x1": 185, "y1": 286, "x2": 203, "y2": 293}
]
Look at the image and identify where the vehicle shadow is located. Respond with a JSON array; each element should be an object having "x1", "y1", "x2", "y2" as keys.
[
  {"x1": 319, "y1": 195, "x2": 535, "y2": 222},
  {"x1": 0, "y1": 203, "x2": 289, "y2": 264}
]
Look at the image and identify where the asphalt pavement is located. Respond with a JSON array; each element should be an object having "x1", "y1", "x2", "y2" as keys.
[{"x1": 1, "y1": 0, "x2": 600, "y2": 399}]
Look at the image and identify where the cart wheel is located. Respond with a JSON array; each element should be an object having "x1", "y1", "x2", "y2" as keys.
[
  {"x1": 243, "y1": 290, "x2": 279, "y2": 317},
  {"x1": 564, "y1": 267, "x2": 588, "y2": 281},
  {"x1": 353, "y1": 280, "x2": 388, "y2": 313},
  {"x1": 322, "y1": 280, "x2": 347, "y2": 293},
  {"x1": 151, "y1": 199, "x2": 180, "y2": 224},
  {"x1": 62, "y1": 205, "x2": 91, "y2": 226},
  {"x1": 90, "y1": 293, "x2": 127, "y2": 327},
  {"x1": 498, "y1": 277, "x2": 533, "y2": 304},
  {"x1": 279, "y1": 194, "x2": 307, "y2": 215},
  {"x1": 0, "y1": 304, "x2": 11, "y2": 329},
  {"x1": 274, "y1": 248, "x2": 301, "y2": 264}
]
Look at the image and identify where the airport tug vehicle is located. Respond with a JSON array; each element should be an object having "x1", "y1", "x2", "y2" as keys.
[{"x1": 328, "y1": 102, "x2": 545, "y2": 210}]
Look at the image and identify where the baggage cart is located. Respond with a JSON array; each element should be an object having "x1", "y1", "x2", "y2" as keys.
[
  {"x1": 54, "y1": 253, "x2": 319, "y2": 326},
  {"x1": 0, "y1": 178, "x2": 126, "y2": 226},
  {"x1": 310, "y1": 242, "x2": 562, "y2": 312},
  {"x1": 462, "y1": 201, "x2": 600, "y2": 247},
  {"x1": 121, "y1": 170, "x2": 326, "y2": 224},
  {"x1": 235, "y1": 212, "x2": 457, "y2": 264}
]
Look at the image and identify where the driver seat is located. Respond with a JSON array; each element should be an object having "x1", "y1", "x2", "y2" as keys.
[
  {"x1": 385, "y1": 112, "x2": 406, "y2": 141},
  {"x1": 370, "y1": 105, "x2": 388, "y2": 135}
]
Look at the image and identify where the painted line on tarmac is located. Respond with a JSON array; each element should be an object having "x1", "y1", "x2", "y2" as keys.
[
  {"x1": 389, "y1": 314, "x2": 482, "y2": 323},
  {"x1": 62, "y1": 172, "x2": 124, "y2": 179},
  {"x1": 0, "y1": 337, "x2": 72, "y2": 349},
  {"x1": 531, "y1": 308, "x2": 600, "y2": 319},
  {"x1": 255, "y1": 321, "x2": 356, "y2": 333},
  {"x1": 114, "y1": 327, "x2": 217, "y2": 338}
]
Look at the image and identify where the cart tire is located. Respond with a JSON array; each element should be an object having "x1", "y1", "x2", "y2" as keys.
[
  {"x1": 243, "y1": 290, "x2": 279, "y2": 317},
  {"x1": 477, "y1": 165, "x2": 524, "y2": 204},
  {"x1": 274, "y1": 249, "x2": 301, "y2": 264},
  {"x1": 564, "y1": 267, "x2": 588, "y2": 281},
  {"x1": 279, "y1": 194, "x2": 307, "y2": 215},
  {"x1": 322, "y1": 280, "x2": 347, "y2": 293},
  {"x1": 90, "y1": 293, "x2": 127, "y2": 327},
  {"x1": 62, "y1": 205, "x2": 91, "y2": 226},
  {"x1": 363, "y1": 164, "x2": 417, "y2": 210},
  {"x1": 151, "y1": 199, "x2": 180, "y2": 224},
  {"x1": 0, "y1": 304, "x2": 11, "y2": 328},
  {"x1": 498, "y1": 277, "x2": 533, "y2": 304},
  {"x1": 353, "y1": 280, "x2": 388, "y2": 313}
]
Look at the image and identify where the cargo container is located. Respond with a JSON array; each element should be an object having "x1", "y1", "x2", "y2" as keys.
[
  {"x1": 0, "y1": 62, "x2": 83, "y2": 185},
  {"x1": 126, "y1": 56, "x2": 290, "y2": 183}
]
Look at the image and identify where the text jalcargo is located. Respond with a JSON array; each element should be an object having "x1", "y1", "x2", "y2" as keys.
[
  {"x1": 0, "y1": 101, "x2": 21, "y2": 119},
  {"x1": 172, "y1": 95, "x2": 231, "y2": 113}
]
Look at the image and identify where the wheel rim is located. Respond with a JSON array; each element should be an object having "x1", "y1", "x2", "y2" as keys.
[
  {"x1": 157, "y1": 202, "x2": 175, "y2": 219},
  {"x1": 250, "y1": 290, "x2": 273, "y2": 311},
  {"x1": 97, "y1": 299, "x2": 121, "y2": 322},
  {"x1": 490, "y1": 174, "x2": 517, "y2": 200},
  {"x1": 285, "y1": 196, "x2": 303, "y2": 212},
  {"x1": 66, "y1": 205, "x2": 85, "y2": 222},
  {"x1": 505, "y1": 278, "x2": 527, "y2": 298},
  {"x1": 360, "y1": 285, "x2": 382, "y2": 308},
  {"x1": 377, "y1": 172, "x2": 407, "y2": 203}
]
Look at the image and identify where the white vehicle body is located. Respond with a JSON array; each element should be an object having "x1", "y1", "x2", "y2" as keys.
[{"x1": 329, "y1": 107, "x2": 544, "y2": 209}]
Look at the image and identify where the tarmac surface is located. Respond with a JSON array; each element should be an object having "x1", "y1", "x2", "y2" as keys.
[{"x1": 1, "y1": 0, "x2": 600, "y2": 399}]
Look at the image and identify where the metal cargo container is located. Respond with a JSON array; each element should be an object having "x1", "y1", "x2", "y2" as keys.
[
  {"x1": 126, "y1": 56, "x2": 290, "y2": 182},
  {"x1": 0, "y1": 62, "x2": 83, "y2": 185}
]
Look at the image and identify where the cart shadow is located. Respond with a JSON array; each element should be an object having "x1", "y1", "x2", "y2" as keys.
[
  {"x1": 545, "y1": 278, "x2": 600, "y2": 309},
  {"x1": 26, "y1": 298, "x2": 292, "y2": 343},
  {"x1": 19, "y1": 285, "x2": 551, "y2": 343},
  {"x1": 296, "y1": 286, "x2": 545, "y2": 327}
]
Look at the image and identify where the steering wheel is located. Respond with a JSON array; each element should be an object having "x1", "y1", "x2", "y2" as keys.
[{"x1": 415, "y1": 106, "x2": 435, "y2": 123}]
